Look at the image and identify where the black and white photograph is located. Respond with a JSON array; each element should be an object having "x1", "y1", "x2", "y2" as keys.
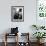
[{"x1": 11, "y1": 6, "x2": 24, "y2": 22}]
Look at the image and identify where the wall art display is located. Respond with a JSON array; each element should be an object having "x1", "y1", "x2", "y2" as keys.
[
  {"x1": 37, "y1": 0, "x2": 46, "y2": 18},
  {"x1": 11, "y1": 6, "x2": 24, "y2": 22},
  {"x1": 36, "y1": 0, "x2": 46, "y2": 26}
]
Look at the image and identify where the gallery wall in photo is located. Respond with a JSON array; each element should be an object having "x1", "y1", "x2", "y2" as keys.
[{"x1": 11, "y1": 6, "x2": 24, "y2": 22}]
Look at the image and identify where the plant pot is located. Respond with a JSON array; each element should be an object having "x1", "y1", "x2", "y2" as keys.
[
  {"x1": 37, "y1": 39, "x2": 45, "y2": 44},
  {"x1": 40, "y1": 39, "x2": 45, "y2": 43},
  {"x1": 37, "y1": 39, "x2": 40, "y2": 43}
]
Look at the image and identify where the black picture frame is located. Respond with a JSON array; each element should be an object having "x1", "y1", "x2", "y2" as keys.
[{"x1": 11, "y1": 6, "x2": 24, "y2": 22}]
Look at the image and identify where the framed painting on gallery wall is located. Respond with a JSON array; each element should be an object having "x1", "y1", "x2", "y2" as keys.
[
  {"x1": 37, "y1": 0, "x2": 46, "y2": 18},
  {"x1": 36, "y1": 0, "x2": 46, "y2": 25},
  {"x1": 11, "y1": 6, "x2": 24, "y2": 22}
]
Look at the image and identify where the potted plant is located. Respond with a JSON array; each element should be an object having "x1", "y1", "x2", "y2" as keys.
[
  {"x1": 33, "y1": 32, "x2": 46, "y2": 43},
  {"x1": 32, "y1": 24, "x2": 45, "y2": 30},
  {"x1": 32, "y1": 25, "x2": 39, "y2": 30}
]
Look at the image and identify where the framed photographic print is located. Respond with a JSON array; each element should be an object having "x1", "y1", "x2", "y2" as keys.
[{"x1": 11, "y1": 6, "x2": 24, "y2": 22}]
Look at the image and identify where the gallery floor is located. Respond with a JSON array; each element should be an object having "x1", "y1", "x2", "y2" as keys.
[{"x1": 0, "y1": 42, "x2": 46, "y2": 46}]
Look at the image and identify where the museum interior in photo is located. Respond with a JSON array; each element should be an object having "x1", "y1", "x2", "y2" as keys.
[{"x1": 0, "y1": 0, "x2": 46, "y2": 46}]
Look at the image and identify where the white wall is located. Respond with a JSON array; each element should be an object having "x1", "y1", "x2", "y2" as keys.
[{"x1": 0, "y1": 0, "x2": 36, "y2": 42}]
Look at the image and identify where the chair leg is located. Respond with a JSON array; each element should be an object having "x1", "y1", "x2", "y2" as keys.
[
  {"x1": 4, "y1": 33, "x2": 7, "y2": 46},
  {"x1": 4, "y1": 41, "x2": 7, "y2": 46}
]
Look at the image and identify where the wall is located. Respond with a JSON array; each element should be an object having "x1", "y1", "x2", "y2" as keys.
[{"x1": 0, "y1": 0, "x2": 36, "y2": 42}]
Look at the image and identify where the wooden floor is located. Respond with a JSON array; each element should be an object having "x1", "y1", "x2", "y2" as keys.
[{"x1": 0, "y1": 42, "x2": 46, "y2": 46}]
